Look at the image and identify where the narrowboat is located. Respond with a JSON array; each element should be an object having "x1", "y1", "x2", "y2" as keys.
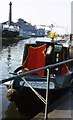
[{"x1": 4, "y1": 37, "x2": 73, "y2": 114}]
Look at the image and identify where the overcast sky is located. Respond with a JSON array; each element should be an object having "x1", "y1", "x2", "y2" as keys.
[{"x1": 0, "y1": 0, "x2": 72, "y2": 33}]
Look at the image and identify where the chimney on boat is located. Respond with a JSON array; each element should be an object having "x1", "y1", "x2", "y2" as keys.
[{"x1": 9, "y1": 2, "x2": 12, "y2": 26}]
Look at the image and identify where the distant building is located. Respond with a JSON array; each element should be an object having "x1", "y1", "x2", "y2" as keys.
[
  {"x1": 17, "y1": 18, "x2": 46, "y2": 37},
  {"x1": 2, "y1": 2, "x2": 46, "y2": 37},
  {"x1": 17, "y1": 18, "x2": 37, "y2": 36},
  {"x1": 37, "y1": 28, "x2": 45, "y2": 37}
]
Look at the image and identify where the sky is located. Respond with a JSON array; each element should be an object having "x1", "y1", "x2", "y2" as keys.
[{"x1": 0, "y1": 0, "x2": 72, "y2": 34}]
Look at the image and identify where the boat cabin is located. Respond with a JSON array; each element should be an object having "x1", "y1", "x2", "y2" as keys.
[{"x1": 21, "y1": 41, "x2": 69, "y2": 77}]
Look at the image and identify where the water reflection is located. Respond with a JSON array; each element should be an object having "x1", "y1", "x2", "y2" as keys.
[
  {"x1": 0, "y1": 37, "x2": 37, "y2": 119},
  {"x1": 0, "y1": 37, "x2": 37, "y2": 80},
  {"x1": 2, "y1": 37, "x2": 20, "y2": 48},
  {"x1": 4, "y1": 102, "x2": 28, "y2": 119},
  {"x1": 4, "y1": 101, "x2": 42, "y2": 120},
  {"x1": 0, "y1": 37, "x2": 50, "y2": 119},
  {"x1": 7, "y1": 46, "x2": 11, "y2": 77},
  {"x1": 0, "y1": 37, "x2": 2, "y2": 51}
]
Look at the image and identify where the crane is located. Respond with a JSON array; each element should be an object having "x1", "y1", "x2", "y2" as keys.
[{"x1": 39, "y1": 24, "x2": 64, "y2": 31}]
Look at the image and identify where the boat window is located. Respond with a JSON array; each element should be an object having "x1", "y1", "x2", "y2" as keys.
[{"x1": 54, "y1": 44, "x2": 62, "y2": 52}]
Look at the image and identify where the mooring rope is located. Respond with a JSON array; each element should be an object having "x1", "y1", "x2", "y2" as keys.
[{"x1": 21, "y1": 77, "x2": 46, "y2": 104}]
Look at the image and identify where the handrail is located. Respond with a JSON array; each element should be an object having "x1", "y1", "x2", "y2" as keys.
[
  {"x1": 0, "y1": 58, "x2": 73, "y2": 84},
  {"x1": 1, "y1": 58, "x2": 73, "y2": 120}
]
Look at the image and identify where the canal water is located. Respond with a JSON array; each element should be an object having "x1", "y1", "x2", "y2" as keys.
[{"x1": 0, "y1": 37, "x2": 50, "y2": 119}]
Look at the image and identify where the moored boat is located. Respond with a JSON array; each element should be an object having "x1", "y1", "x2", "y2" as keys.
[
  {"x1": 1, "y1": 33, "x2": 73, "y2": 114},
  {"x1": 3, "y1": 37, "x2": 73, "y2": 113},
  {"x1": 2, "y1": 24, "x2": 19, "y2": 37}
]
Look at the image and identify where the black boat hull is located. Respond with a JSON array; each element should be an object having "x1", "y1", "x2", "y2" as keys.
[
  {"x1": 11, "y1": 82, "x2": 70, "y2": 114},
  {"x1": 9, "y1": 72, "x2": 72, "y2": 114}
]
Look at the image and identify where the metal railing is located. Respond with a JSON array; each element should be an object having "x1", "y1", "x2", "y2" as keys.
[
  {"x1": 0, "y1": 58, "x2": 73, "y2": 84},
  {"x1": 0, "y1": 58, "x2": 73, "y2": 120}
]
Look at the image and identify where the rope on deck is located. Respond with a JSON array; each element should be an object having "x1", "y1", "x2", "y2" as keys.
[{"x1": 21, "y1": 77, "x2": 46, "y2": 104}]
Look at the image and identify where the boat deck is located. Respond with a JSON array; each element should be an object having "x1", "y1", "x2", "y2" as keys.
[{"x1": 32, "y1": 88, "x2": 73, "y2": 119}]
